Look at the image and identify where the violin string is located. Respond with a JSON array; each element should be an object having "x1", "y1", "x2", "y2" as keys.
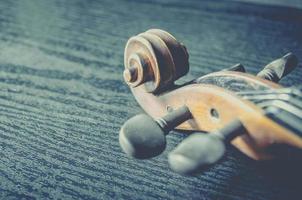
[
  {"x1": 242, "y1": 94, "x2": 302, "y2": 109},
  {"x1": 265, "y1": 106, "x2": 302, "y2": 137},
  {"x1": 237, "y1": 86, "x2": 302, "y2": 136},
  {"x1": 260, "y1": 100, "x2": 302, "y2": 136},
  {"x1": 237, "y1": 87, "x2": 302, "y2": 96},
  {"x1": 257, "y1": 100, "x2": 302, "y2": 118},
  {"x1": 237, "y1": 86, "x2": 302, "y2": 109}
]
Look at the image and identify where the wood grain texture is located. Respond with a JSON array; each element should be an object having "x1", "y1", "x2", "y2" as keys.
[{"x1": 0, "y1": 0, "x2": 301, "y2": 199}]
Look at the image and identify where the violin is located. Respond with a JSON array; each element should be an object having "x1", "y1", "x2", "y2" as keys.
[{"x1": 119, "y1": 29, "x2": 302, "y2": 175}]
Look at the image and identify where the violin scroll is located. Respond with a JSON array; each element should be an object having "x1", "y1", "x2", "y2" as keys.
[
  {"x1": 120, "y1": 28, "x2": 302, "y2": 175},
  {"x1": 124, "y1": 29, "x2": 189, "y2": 93}
]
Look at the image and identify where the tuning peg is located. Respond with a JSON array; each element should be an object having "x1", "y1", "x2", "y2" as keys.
[
  {"x1": 223, "y1": 63, "x2": 246, "y2": 72},
  {"x1": 168, "y1": 120, "x2": 246, "y2": 175},
  {"x1": 119, "y1": 106, "x2": 191, "y2": 159},
  {"x1": 257, "y1": 53, "x2": 298, "y2": 83}
]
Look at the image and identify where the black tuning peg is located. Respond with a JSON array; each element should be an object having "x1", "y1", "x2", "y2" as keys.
[
  {"x1": 257, "y1": 52, "x2": 298, "y2": 83},
  {"x1": 168, "y1": 119, "x2": 246, "y2": 175},
  {"x1": 119, "y1": 106, "x2": 192, "y2": 159},
  {"x1": 223, "y1": 63, "x2": 246, "y2": 72}
]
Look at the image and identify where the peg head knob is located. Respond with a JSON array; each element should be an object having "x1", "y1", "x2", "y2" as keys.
[
  {"x1": 168, "y1": 120, "x2": 244, "y2": 175},
  {"x1": 257, "y1": 52, "x2": 298, "y2": 82},
  {"x1": 119, "y1": 114, "x2": 167, "y2": 159},
  {"x1": 168, "y1": 133, "x2": 226, "y2": 175}
]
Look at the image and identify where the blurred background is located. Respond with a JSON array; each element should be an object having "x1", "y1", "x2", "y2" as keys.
[{"x1": 0, "y1": 0, "x2": 301, "y2": 199}]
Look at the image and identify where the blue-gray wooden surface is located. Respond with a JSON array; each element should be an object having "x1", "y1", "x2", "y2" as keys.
[{"x1": 0, "y1": 0, "x2": 302, "y2": 199}]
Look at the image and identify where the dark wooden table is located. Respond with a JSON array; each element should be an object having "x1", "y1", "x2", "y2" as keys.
[{"x1": 0, "y1": 0, "x2": 301, "y2": 199}]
